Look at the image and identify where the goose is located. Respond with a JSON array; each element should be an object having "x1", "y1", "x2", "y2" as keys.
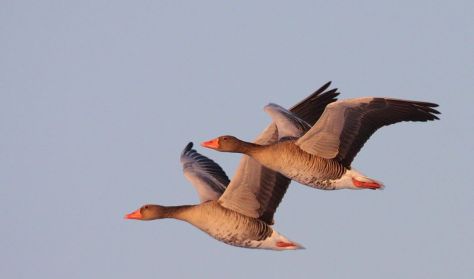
[
  {"x1": 125, "y1": 82, "x2": 339, "y2": 250},
  {"x1": 202, "y1": 95, "x2": 440, "y2": 190}
]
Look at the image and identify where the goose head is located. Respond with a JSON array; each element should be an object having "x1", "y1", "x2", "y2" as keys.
[{"x1": 201, "y1": 135, "x2": 244, "y2": 152}]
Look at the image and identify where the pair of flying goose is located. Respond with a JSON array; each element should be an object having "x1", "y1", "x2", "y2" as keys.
[{"x1": 125, "y1": 82, "x2": 440, "y2": 250}]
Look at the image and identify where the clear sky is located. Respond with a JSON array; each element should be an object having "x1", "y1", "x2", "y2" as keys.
[{"x1": 1, "y1": 1, "x2": 473, "y2": 278}]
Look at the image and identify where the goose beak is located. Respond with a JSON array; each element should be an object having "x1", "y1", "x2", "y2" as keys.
[
  {"x1": 125, "y1": 209, "x2": 142, "y2": 220},
  {"x1": 201, "y1": 138, "x2": 219, "y2": 149}
]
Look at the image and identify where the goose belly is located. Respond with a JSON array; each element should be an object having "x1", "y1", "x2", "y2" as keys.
[
  {"x1": 276, "y1": 156, "x2": 348, "y2": 190},
  {"x1": 186, "y1": 203, "x2": 273, "y2": 249}
]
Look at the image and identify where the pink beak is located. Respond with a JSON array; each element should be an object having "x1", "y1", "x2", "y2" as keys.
[
  {"x1": 201, "y1": 138, "x2": 219, "y2": 149},
  {"x1": 124, "y1": 209, "x2": 142, "y2": 220}
]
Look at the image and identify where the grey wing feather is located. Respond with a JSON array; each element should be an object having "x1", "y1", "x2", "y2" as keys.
[
  {"x1": 218, "y1": 82, "x2": 340, "y2": 224},
  {"x1": 296, "y1": 97, "x2": 441, "y2": 167},
  {"x1": 181, "y1": 142, "x2": 230, "y2": 203},
  {"x1": 264, "y1": 103, "x2": 311, "y2": 139}
]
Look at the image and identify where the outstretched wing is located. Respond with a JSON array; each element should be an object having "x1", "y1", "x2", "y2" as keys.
[
  {"x1": 181, "y1": 142, "x2": 230, "y2": 202},
  {"x1": 296, "y1": 97, "x2": 440, "y2": 167},
  {"x1": 218, "y1": 82, "x2": 339, "y2": 224}
]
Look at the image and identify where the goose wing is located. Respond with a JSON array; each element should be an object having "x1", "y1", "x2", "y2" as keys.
[
  {"x1": 264, "y1": 103, "x2": 311, "y2": 139},
  {"x1": 296, "y1": 97, "x2": 440, "y2": 167},
  {"x1": 181, "y1": 142, "x2": 230, "y2": 202}
]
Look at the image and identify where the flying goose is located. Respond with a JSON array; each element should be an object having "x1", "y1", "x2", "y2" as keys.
[
  {"x1": 202, "y1": 95, "x2": 440, "y2": 190},
  {"x1": 125, "y1": 83, "x2": 339, "y2": 250}
]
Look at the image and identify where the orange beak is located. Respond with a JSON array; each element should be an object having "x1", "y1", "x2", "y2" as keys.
[
  {"x1": 124, "y1": 209, "x2": 143, "y2": 220},
  {"x1": 201, "y1": 138, "x2": 219, "y2": 149}
]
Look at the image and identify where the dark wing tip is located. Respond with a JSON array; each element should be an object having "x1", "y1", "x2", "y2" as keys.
[
  {"x1": 185, "y1": 142, "x2": 194, "y2": 149},
  {"x1": 320, "y1": 88, "x2": 340, "y2": 101},
  {"x1": 385, "y1": 99, "x2": 441, "y2": 121},
  {"x1": 413, "y1": 102, "x2": 441, "y2": 120},
  {"x1": 319, "y1": 81, "x2": 332, "y2": 92},
  {"x1": 412, "y1": 100, "x2": 440, "y2": 110},
  {"x1": 181, "y1": 142, "x2": 194, "y2": 158},
  {"x1": 290, "y1": 82, "x2": 336, "y2": 109}
]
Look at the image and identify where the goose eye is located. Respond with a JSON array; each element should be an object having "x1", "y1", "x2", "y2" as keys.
[
  {"x1": 223, "y1": 137, "x2": 228, "y2": 141},
  {"x1": 144, "y1": 205, "x2": 148, "y2": 210}
]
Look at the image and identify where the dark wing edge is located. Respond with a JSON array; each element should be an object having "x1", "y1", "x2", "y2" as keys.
[
  {"x1": 256, "y1": 167, "x2": 290, "y2": 224},
  {"x1": 289, "y1": 81, "x2": 340, "y2": 125},
  {"x1": 337, "y1": 98, "x2": 440, "y2": 166}
]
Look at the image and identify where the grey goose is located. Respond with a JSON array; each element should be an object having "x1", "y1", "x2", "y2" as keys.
[{"x1": 202, "y1": 93, "x2": 440, "y2": 190}]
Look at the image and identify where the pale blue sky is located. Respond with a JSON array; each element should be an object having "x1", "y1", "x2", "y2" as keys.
[{"x1": 1, "y1": 1, "x2": 473, "y2": 278}]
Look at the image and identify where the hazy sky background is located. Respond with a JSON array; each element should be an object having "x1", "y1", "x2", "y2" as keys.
[{"x1": 1, "y1": 1, "x2": 473, "y2": 278}]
